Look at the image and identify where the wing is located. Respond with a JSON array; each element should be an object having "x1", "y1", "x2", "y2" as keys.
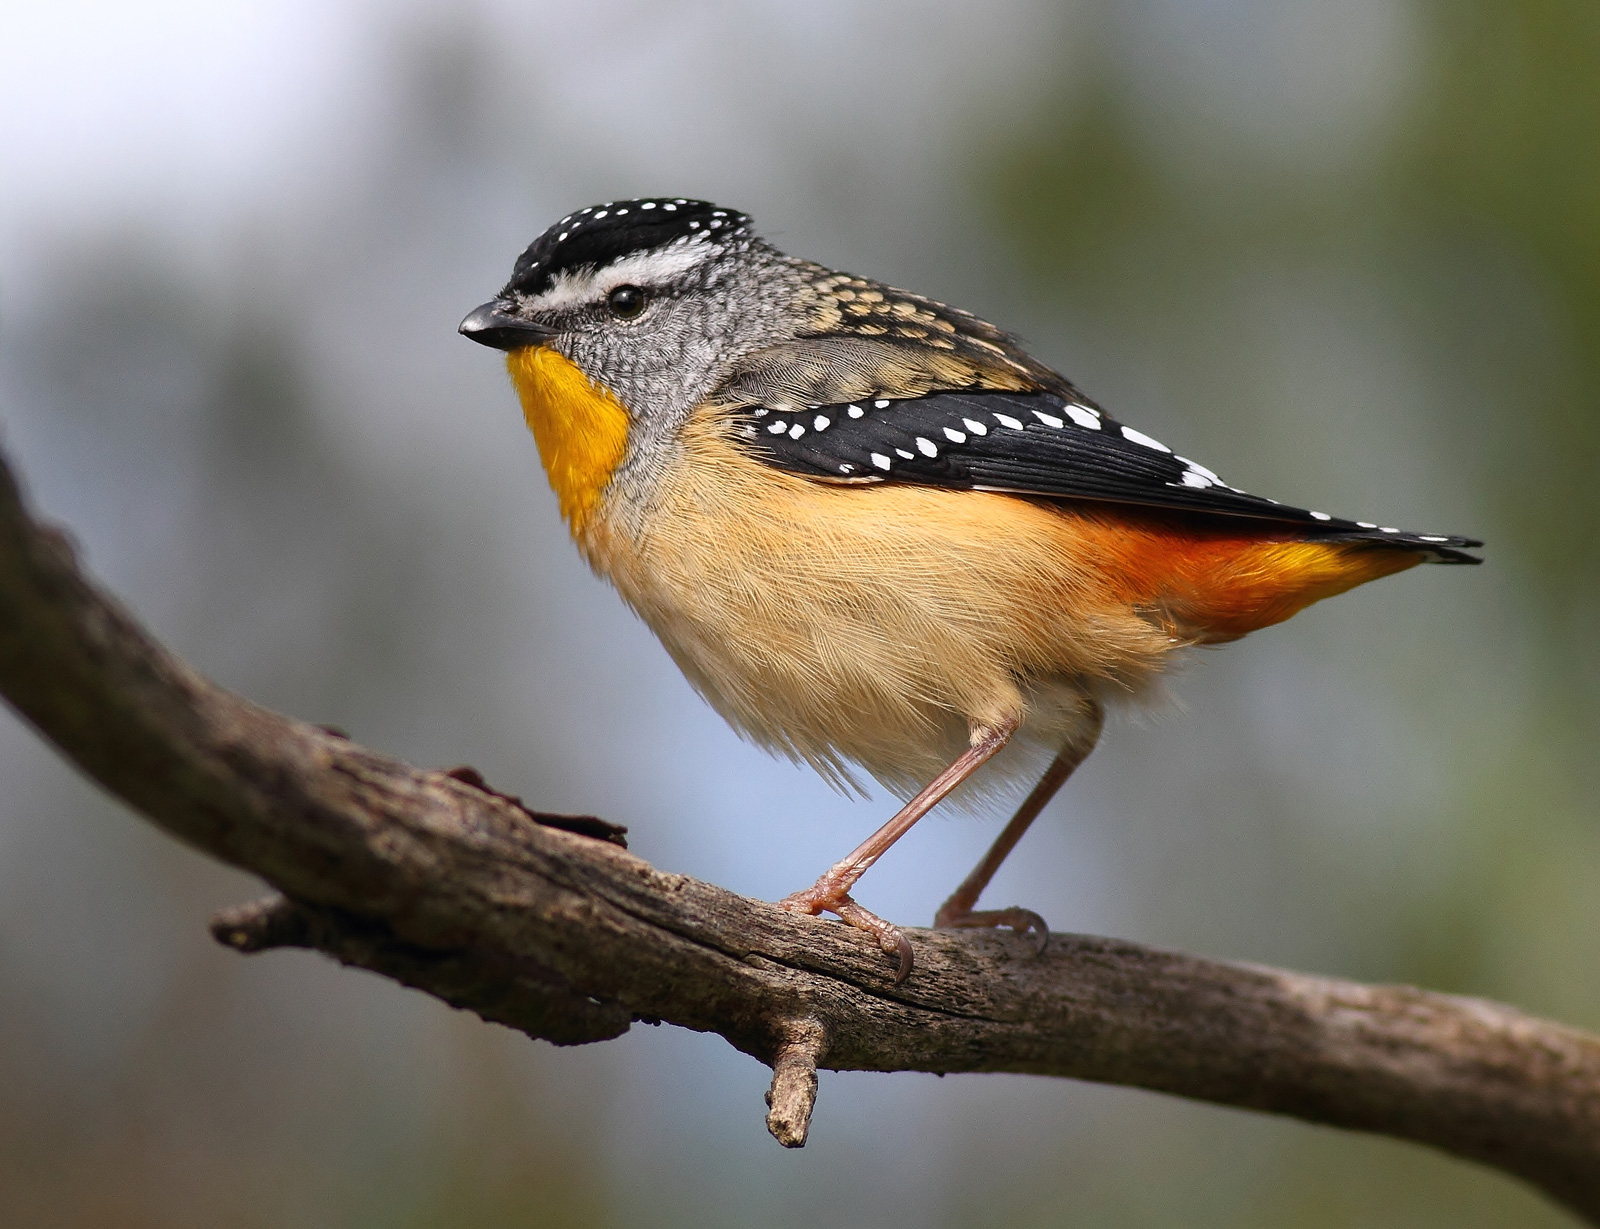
[{"x1": 730, "y1": 386, "x2": 1483, "y2": 563}]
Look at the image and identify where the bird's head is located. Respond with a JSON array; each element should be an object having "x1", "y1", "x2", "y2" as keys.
[{"x1": 460, "y1": 198, "x2": 812, "y2": 530}]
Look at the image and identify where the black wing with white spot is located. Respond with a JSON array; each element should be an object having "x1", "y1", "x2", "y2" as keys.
[{"x1": 733, "y1": 389, "x2": 1482, "y2": 563}]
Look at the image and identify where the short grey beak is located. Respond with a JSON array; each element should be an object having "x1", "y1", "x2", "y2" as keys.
[{"x1": 458, "y1": 301, "x2": 555, "y2": 351}]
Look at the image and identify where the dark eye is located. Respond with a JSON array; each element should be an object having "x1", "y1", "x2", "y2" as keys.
[{"x1": 607, "y1": 284, "x2": 647, "y2": 319}]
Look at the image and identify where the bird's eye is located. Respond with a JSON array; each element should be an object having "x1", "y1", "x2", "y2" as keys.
[{"x1": 607, "y1": 284, "x2": 647, "y2": 319}]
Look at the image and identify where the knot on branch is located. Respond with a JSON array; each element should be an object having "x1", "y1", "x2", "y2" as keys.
[
  {"x1": 443, "y1": 764, "x2": 629, "y2": 847},
  {"x1": 764, "y1": 1017, "x2": 828, "y2": 1148},
  {"x1": 210, "y1": 895, "x2": 311, "y2": 952}
]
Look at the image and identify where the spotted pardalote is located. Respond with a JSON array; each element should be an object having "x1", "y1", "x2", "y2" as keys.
[{"x1": 460, "y1": 198, "x2": 1480, "y2": 981}]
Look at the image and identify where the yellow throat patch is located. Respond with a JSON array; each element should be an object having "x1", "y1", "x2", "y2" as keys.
[{"x1": 506, "y1": 346, "x2": 631, "y2": 533}]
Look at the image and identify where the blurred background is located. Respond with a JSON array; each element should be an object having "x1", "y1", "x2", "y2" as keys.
[{"x1": 1, "y1": 0, "x2": 1596, "y2": 1225}]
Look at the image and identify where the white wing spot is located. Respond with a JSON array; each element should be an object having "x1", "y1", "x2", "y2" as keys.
[
  {"x1": 874, "y1": 399, "x2": 891, "y2": 409},
  {"x1": 963, "y1": 418, "x2": 988, "y2": 435},
  {"x1": 814, "y1": 415, "x2": 831, "y2": 430},
  {"x1": 871, "y1": 453, "x2": 892, "y2": 471},
  {"x1": 1120, "y1": 426, "x2": 1171, "y2": 452},
  {"x1": 663, "y1": 203, "x2": 677, "y2": 211},
  {"x1": 1357, "y1": 521, "x2": 1377, "y2": 529},
  {"x1": 1065, "y1": 405, "x2": 1101, "y2": 430},
  {"x1": 1420, "y1": 535, "x2": 1448, "y2": 543},
  {"x1": 789, "y1": 423, "x2": 806, "y2": 439},
  {"x1": 896, "y1": 448, "x2": 914, "y2": 459},
  {"x1": 767, "y1": 421, "x2": 788, "y2": 434},
  {"x1": 594, "y1": 210, "x2": 609, "y2": 219},
  {"x1": 1309, "y1": 511, "x2": 1332, "y2": 521},
  {"x1": 1033, "y1": 410, "x2": 1065, "y2": 428},
  {"x1": 1380, "y1": 526, "x2": 1399, "y2": 533},
  {"x1": 641, "y1": 202, "x2": 656, "y2": 210},
  {"x1": 916, "y1": 437, "x2": 938, "y2": 456},
  {"x1": 1177, "y1": 457, "x2": 1222, "y2": 482},
  {"x1": 1179, "y1": 471, "x2": 1213, "y2": 488},
  {"x1": 847, "y1": 405, "x2": 865, "y2": 418},
  {"x1": 994, "y1": 413, "x2": 1024, "y2": 430},
  {"x1": 943, "y1": 427, "x2": 966, "y2": 443},
  {"x1": 839, "y1": 463, "x2": 854, "y2": 473}
]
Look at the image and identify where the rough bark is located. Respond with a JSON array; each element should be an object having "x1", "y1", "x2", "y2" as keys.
[{"x1": 0, "y1": 442, "x2": 1597, "y2": 1222}]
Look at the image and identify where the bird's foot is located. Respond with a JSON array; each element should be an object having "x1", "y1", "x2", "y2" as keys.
[
  {"x1": 933, "y1": 901, "x2": 1050, "y2": 954},
  {"x1": 778, "y1": 882, "x2": 914, "y2": 984}
]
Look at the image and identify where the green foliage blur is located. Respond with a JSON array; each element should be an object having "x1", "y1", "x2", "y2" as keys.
[{"x1": 993, "y1": 0, "x2": 1600, "y2": 703}]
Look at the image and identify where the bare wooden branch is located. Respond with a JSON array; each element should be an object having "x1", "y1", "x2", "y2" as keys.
[{"x1": 1, "y1": 440, "x2": 1597, "y2": 1222}]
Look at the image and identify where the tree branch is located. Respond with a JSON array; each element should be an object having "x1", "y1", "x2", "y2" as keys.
[{"x1": 1, "y1": 440, "x2": 1596, "y2": 1222}]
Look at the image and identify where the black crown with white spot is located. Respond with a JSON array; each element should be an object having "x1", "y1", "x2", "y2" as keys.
[{"x1": 505, "y1": 199, "x2": 753, "y2": 297}]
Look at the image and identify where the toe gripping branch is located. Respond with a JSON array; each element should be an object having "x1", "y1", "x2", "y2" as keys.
[{"x1": 764, "y1": 1016, "x2": 829, "y2": 1147}]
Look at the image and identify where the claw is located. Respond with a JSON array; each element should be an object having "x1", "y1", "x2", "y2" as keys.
[
  {"x1": 935, "y1": 905, "x2": 1051, "y2": 956},
  {"x1": 1006, "y1": 908, "x2": 1050, "y2": 954},
  {"x1": 891, "y1": 932, "x2": 915, "y2": 984},
  {"x1": 778, "y1": 885, "x2": 914, "y2": 982}
]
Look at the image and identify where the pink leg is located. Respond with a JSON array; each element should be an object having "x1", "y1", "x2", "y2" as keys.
[
  {"x1": 934, "y1": 701, "x2": 1103, "y2": 950},
  {"x1": 778, "y1": 717, "x2": 1019, "y2": 983}
]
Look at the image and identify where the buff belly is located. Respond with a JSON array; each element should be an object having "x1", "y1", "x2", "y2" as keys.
[{"x1": 582, "y1": 415, "x2": 1175, "y2": 799}]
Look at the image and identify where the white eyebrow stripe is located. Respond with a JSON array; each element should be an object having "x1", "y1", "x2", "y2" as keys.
[{"x1": 519, "y1": 240, "x2": 715, "y2": 312}]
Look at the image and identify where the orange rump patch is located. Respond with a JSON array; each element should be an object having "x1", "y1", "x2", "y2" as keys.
[{"x1": 1069, "y1": 508, "x2": 1425, "y2": 643}]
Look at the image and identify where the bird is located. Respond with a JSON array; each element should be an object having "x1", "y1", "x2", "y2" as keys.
[{"x1": 459, "y1": 197, "x2": 1481, "y2": 982}]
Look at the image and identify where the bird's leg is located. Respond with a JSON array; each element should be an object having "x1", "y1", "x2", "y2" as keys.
[
  {"x1": 934, "y1": 701, "x2": 1103, "y2": 950},
  {"x1": 778, "y1": 717, "x2": 1019, "y2": 982}
]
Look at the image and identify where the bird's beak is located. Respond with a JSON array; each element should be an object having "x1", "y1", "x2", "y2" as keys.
[{"x1": 458, "y1": 300, "x2": 556, "y2": 351}]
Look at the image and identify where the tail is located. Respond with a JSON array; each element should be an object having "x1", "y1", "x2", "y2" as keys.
[
  {"x1": 1296, "y1": 522, "x2": 1482, "y2": 566},
  {"x1": 1072, "y1": 507, "x2": 1482, "y2": 644}
]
